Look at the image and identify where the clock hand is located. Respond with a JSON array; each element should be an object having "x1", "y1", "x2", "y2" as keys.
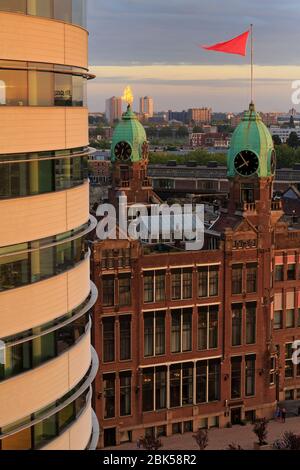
[
  {"x1": 239, "y1": 153, "x2": 248, "y2": 166},
  {"x1": 238, "y1": 161, "x2": 248, "y2": 169}
]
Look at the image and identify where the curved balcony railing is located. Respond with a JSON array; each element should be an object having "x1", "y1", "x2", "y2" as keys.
[{"x1": 0, "y1": 347, "x2": 98, "y2": 450}]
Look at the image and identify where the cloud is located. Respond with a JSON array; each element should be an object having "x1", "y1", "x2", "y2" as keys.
[
  {"x1": 88, "y1": 0, "x2": 300, "y2": 66},
  {"x1": 86, "y1": 1, "x2": 300, "y2": 111}
]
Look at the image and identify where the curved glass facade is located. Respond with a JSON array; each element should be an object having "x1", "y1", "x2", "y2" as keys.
[
  {"x1": 0, "y1": 153, "x2": 88, "y2": 199},
  {"x1": 0, "y1": 62, "x2": 88, "y2": 107},
  {"x1": 0, "y1": 312, "x2": 90, "y2": 381},
  {"x1": 0, "y1": 222, "x2": 94, "y2": 292},
  {"x1": 0, "y1": 0, "x2": 87, "y2": 28},
  {"x1": 0, "y1": 387, "x2": 90, "y2": 450}
]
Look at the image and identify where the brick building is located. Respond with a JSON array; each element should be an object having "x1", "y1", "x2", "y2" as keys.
[
  {"x1": 189, "y1": 132, "x2": 230, "y2": 149},
  {"x1": 91, "y1": 103, "x2": 300, "y2": 448}
]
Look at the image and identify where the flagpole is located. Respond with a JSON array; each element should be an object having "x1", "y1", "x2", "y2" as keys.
[{"x1": 250, "y1": 23, "x2": 254, "y2": 105}]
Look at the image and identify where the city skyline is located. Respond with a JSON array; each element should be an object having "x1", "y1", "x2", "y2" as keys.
[{"x1": 87, "y1": 0, "x2": 300, "y2": 113}]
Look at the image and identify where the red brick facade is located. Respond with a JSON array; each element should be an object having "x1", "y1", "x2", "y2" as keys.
[{"x1": 91, "y1": 155, "x2": 300, "y2": 448}]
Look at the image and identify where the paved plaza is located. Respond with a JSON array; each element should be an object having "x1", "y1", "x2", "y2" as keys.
[{"x1": 106, "y1": 417, "x2": 300, "y2": 451}]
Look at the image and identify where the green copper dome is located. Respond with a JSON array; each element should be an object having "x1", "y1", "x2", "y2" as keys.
[
  {"x1": 227, "y1": 103, "x2": 275, "y2": 178},
  {"x1": 111, "y1": 105, "x2": 147, "y2": 163}
]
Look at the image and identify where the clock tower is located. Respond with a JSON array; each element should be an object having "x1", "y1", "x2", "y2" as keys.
[
  {"x1": 227, "y1": 102, "x2": 276, "y2": 219},
  {"x1": 109, "y1": 104, "x2": 156, "y2": 207}
]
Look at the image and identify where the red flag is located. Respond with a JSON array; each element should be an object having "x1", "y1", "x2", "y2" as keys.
[{"x1": 201, "y1": 30, "x2": 250, "y2": 56}]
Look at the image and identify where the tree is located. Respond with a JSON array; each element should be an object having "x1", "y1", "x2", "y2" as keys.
[
  {"x1": 272, "y1": 135, "x2": 282, "y2": 146},
  {"x1": 253, "y1": 418, "x2": 268, "y2": 446},
  {"x1": 287, "y1": 131, "x2": 300, "y2": 149},
  {"x1": 140, "y1": 436, "x2": 163, "y2": 451},
  {"x1": 192, "y1": 429, "x2": 209, "y2": 450},
  {"x1": 176, "y1": 126, "x2": 189, "y2": 138},
  {"x1": 273, "y1": 432, "x2": 300, "y2": 450}
]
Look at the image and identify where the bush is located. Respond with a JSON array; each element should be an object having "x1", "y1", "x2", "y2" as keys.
[
  {"x1": 193, "y1": 429, "x2": 209, "y2": 450},
  {"x1": 273, "y1": 432, "x2": 300, "y2": 450},
  {"x1": 140, "y1": 436, "x2": 163, "y2": 451},
  {"x1": 253, "y1": 418, "x2": 268, "y2": 446}
]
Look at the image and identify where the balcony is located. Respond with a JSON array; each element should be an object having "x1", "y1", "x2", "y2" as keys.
[
  {"x1": 116, "y1": 180, "x2": 130, "y2": 188},
  {"x1": 142, "y1": 177, "x2": 152, "y2": 187},
  {"x1": 271, "y1": 200, "x2": 282, "y2": 211}
]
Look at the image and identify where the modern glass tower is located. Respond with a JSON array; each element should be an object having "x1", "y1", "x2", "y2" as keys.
[{"x1": 0, "y1": 0, "x2": 99, "y2": 450}]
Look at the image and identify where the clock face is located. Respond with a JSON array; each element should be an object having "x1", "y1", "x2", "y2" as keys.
[
  {"x1": 141, "y1": 141, "x2": 149, "y2": 160},
  {"x1": 114, "y1": 141, "x2": 132, "y2": 161},
  {"x1": 270, "y1": 150, "x2": 276, "y2": 175},
  {"x1": 234, "y1": 150, "x2": 259, "y2": 176}
]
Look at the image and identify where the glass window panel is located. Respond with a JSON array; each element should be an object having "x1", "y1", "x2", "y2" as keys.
[
  {"x1": 170, "y1": 365, "x2": 181, "y2": 408},
  {"x1": 144, "y1": 314, "x2": 154, "y2": 357},
  {"x1": 120, "y1": 315, "x2": 131, "y2": 361},
  {"x1": 208, "y1": 359, "x2": 220, "y2": 401},
  {"x1": 274, "y1": 310, "x2": 283, "y2": 330},
  {"x1": 182, "y1": 363, "x2": 193, "y2": 405},
  {"x1": 119, "y1": 274, "x2": 131, "y2": 306},
  {"x1": 1, "y1": 427, "x2": 31, "y2": 450},
  {"x1": 103, "y1": 374, "x2": 115, "y2": 419},
  {"x1": 198, "y1": 267, "x2": 208, "y2": 297},
  {"x1": 232, "y1": 264, "x2": 243, "y2": 295},
  {"x1": 58, "y1": 402, "x2": 75, "y2": 433},
  {"x1": 54, "y1": 73, "x2": 72, "y2": 106},
  {"x1": 27, "y1": 0, "x2": 52, "y2": 17},
  {"x1": 0, "y1": 0, "x2": 26, "y2": 13},
  {"x1": 33, "y1": 413, "x2": 57, "y2": 449},
  {"x1": 120, "y1": 372, "x2": 131, "y2": 416},
  {"x1": 53, "y1": 0, "x2": 72, "y2": 23},
  {"x1": 103, "y1": 318, "x2": 115, "y2": 362},
  {"x1": 209, "y1": 266, "x2": 219, "y2": 296},
  {"x1": 171, "y1": 310, "x2": 181, "y2": 353},
  {"x1": 275, "y1": 265, "x2": 284, "y2": 282},
  {"x1": 155, "y1": 271, "x2": 166, "y2": 302},
  {"x1": 287, "y1": 264, "x2": 296, "y2": 280},
  {"x1": 171, "y1": 270, "x2": 181, "y2": 300},
  {"x1": 232, "y1": 304, "x2": 242, "y2": 346},
  {"x1": 144, "y1": 272, "x2": 154, "y2": 303},
  {"x1": 246, "y1": 264, "x2": 257, "y2": 293},
  {"x1": 198, "y1": 307, "x2": 208, "y2": 350},
  {"x1": 103, "y1": 276, "x2": 114, "y2": 307},
  {"x1": 245, "y1": 355, "x2": 256, "y2": 397},
  {"x1": 0, "y1": 69, "x2": 28, "y2": 106},
  {"x1": 72, "y1": 0, "x2": 86, "y2": 26},
  {"x1": 155, "y1": 312, "x2": 165, "y2": 355},
  {"x1": 155, "y1": 367, "x2": 166, "y2": 410},
  {"x1": 28, "y1": 71, "x2": 54, "y2": 106},
  {"x1": 209, "y1": 305, "x2": 218, "y2": 349},
  {"x1": 182, "y1": 310, "x2": 192, "y2": 352},
  {"x1": 231, "y1": 357, "x2": 242, "y2": 399},
  {"x1": 196, "y1": 361, "x2": 207, "y2": 403},
  {"x1": 142, "y1": 369, "x2": 154, "y2": 412},
  {"x1": 72, "y1": 75, "x2": 86, "y2": 106},
  {"x1": 286, "y1": 309, "x2": 295, "y2": 328},
  {"x1": 246, "y1": 302, "x2": 256, "y2": 344}
]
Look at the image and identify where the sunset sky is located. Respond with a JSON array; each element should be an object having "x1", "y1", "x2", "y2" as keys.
[{"x1": 87, "y1": 0, "x2": 300, "y2": 113}]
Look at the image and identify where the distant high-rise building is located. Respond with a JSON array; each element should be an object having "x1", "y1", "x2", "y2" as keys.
[
  {"x1": 105, "y1": 96, "x2": 122, "y2": 124},
  {"x1": 0, "y1": 0, "x2": 98, "y2": 450},
  {"x1": 168, "y1": 110, "x2": 188, "y2": 123},
  {"x1": 140, "y1": 96, "x2": 154, "y2": 118},
  {"x1": 187, "y1": 108, "x2": 212, "y2": 124}
]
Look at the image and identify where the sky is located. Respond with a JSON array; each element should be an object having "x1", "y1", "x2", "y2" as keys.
[{"x1": 87, "y1": 0, "x2": 300, "y2": 113}]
